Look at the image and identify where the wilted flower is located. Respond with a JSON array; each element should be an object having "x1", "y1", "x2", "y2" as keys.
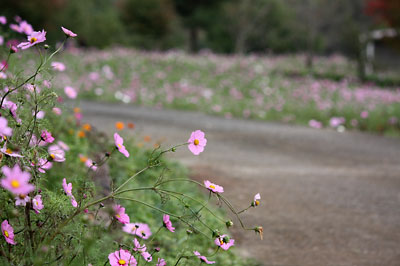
[
  {"x1": 1, "y1": 220, "x2": 16, "y2": 245},
  {"x1": 204, "y1": 180, "x2": 224, "y2": 193},
  {"x1": 188, "y1": 130, "x2": 207, "y2": 155}
]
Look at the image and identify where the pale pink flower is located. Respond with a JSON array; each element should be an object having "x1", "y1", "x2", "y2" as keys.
[
  {"x1": 215, "y1": 235, "x2": 234, "y2": 250},
  {"x1": 113, "y1": 204, "x2": 130, "y2": 224},
  {"x1": 360, "y1": 110, "x2": 369, "y2": 119},
  {"x1": 329, "y1": 117, "x2": 345, "y2": 128},
  {"x1": 43, "y1": 80, "x2": 52, "y2": 88},
  {"x1": 114, "y1": 133, "x2": 129, "y2": 157},
  {"x1": 52, "y1": 107, "x2": 62, "y2": 115},
  {"x1": 141, "y1": 251, "x2": 152, "y2": 262},
  {"x1": 57, "y1": 141, "x2": 70, "y2": 151},
  {"x1": 163, "y1": 214, "x2": 175, "y2": 232},
  {"x1": 64, "y1": 86, "x2": 77, "y2": 99},
  {"x1": 1, "y1": 165, "x2": 34, "y2": 195},
  {"x1": 194, "y1": 251, "x2": 215, "y2": 264},
  {"x1": 1, "y1": 220, "x2": 16, "y2": 245},
  {"x1": 51, "y1": 62, "x2": 66, "y2": 72},
  {"x1": 15, "y1": 194, "x2": 30, "y2": 206},
  {"x1": 61, "y1": 26, "x2": 77, "y2": 38},
  {"x1": 308, "y1": 119, "x2": 322, "y2": 129},
  {"x1": 108, "y1": 249, "x2": 137, "y2": 266},
  {"x1": 204, "y1": 180, "x2": 224, "y2": 193},
  {"x1": 62, "y1": 178, "x2": 72, "y2": 196},
  {"x1": 36, "y1": 111, "x2": 45, "y2": 119},
  {"x1": 10, "y1": 24, "x2": 20, "y2": 33},
  {"x1": 70, "y1": 195, "x2": 78, "y2": 208},
  {"x1": 19, "y1": 21, "x2": 33, "y2": 35},
  {"x1": 0, "y1": 145, "x2": 23, "y2": 157},
  {"x1": 0, "y1": 16, "x2": 6, "y2": 25},
  {"x1": 32, "y1": 195, "x2": 44, "y2": 213},
  {"x1": 0, "y1": 36, "x2": 3, "y2": 46},
  {"x1": 156, "y1": 258, "x2": 166, "y2": 266},
  {"x1": 32, "y1": 158, "x2": 52, "y2": 173},
  {"x1": 17, "y1": 30, "x2": 46, "y2": 50},
  {"x1": 0, "y1": 117, "x2": 12, "y2": 137},
  {"x1": 188, "y1": 130, "x2": 207, "y2": 155},
  {"x1": 252, "y1": 193, "x2": 261, "y2": 207},
  {"x1": 133, "y1": 238, "x2": 146, "y2": 252},
  {"x1": 48, "y1": 145, "x2": 65, "y2": 162},
  {"x1": 122, "y1": 223, "x2": 152, "y2": 239},
  {"x1": 41, "y1": 130, "x2": 54, "y2": 143}
]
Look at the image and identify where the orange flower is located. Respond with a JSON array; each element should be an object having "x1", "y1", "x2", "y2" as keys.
[
  {"x1": 143, "y1": 135, "x2": 151, "y2": 142},
  {"x1": 79, "y1": 155, "x2": 88, "y2": 163},
  {"x1": 82, "y1": 123, "x2": 92, "y2": 132},
  {"x1": 73, "y1": 107, "x2": 81, "y2": 113},
  {"x1": 115, "y1": 122, "x2": 124, "y2": 131},
  {"x1": 127, "y1": 122, "x2": 135, "y2": 129},
  {"x1": 78, "y1": 131, "x2": 86, "y2": 138}
]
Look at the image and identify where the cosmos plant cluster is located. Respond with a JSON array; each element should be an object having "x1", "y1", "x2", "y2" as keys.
[{"x1": 0, "y1": 17, "x2": 262, "y2": 265}]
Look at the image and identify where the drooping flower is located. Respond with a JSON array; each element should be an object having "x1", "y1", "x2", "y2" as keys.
[
  {"x1": 193, "y1": 251, "x2": 216, "y2": 264},
  {"x1": 32, "y1": 195, "x2": 44, "y2": 213},
  {"x1": 188, "y1": 130, "x2": 207, "y2": 155},
  {"x1": 1, "y1": 165, "x2": 34, "y2": 195},
  {"x1": 0, "y1": 117, "x2": 12, "y2": 137},
  {"x1": 51, "y1": 62, "x2": 66, "y2": 72},
  {"x1": 62, "y1": 178, "x2": 72, "y2": 196},
  {"x1": 252, "y1": 193, "x2": 261, "y2": 207},
  {"x1": 64, "y1": 86, "x2": 77, "y2": 99},
  {"x1": 122, "y1": 223, "x2": 152, "y2": 239},
  {"x1": 48, "y1": 145, "x2": 65, "y2": 162},
  {"x1": 132, "y1": 238, "x2": 146, "y2": 252},
  {"x1": 163, "y1": 214, "x2": 175, "y2": 232},
  {"x1": 113, "y1": 204, "x2": 130, "y2": 224},
  {"x1": 61, "y1": 26, "x2": 77, "y2": 38},
  {"x1": 41, "y1": 130, "x2": 54, "y2": 143},
  {"x1": 15, "y1": 194, "x2": 30, "y2": 206},
  {"x1": 108, "y1": 249, "x2": 137, "y2": 266},
  {"x1": 156, "y1": 258, "x2": 166, "y2": 266},
  {"x1": 214, "y1": 235, "x2": 234, "y2": 250},
  {"x1": 1, "y1": 220, "x2": 16, "y2": 245},
  {"x1": 114, "y1": 133, "x2": 129, "y2": 157},
  {"x1": 17, "y1": 30, "x2": 46, "y2": 50},
  {"x1": 204, "y1": 180, "x2": 224, "y2": 193}
]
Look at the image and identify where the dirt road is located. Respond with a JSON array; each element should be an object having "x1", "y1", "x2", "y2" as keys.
[{"x1": 80, "y1": 101, "x2": 400, "y2": 266}]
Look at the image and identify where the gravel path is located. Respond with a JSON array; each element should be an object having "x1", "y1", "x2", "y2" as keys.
[{"x1": 80, "y1": 101, "x2": 400, "y2": 266}]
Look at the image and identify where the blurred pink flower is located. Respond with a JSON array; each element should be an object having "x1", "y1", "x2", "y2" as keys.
[
  {"x1": 108, "y1": 249, "x2": 137, "y2": 266},
  {"x1": 114, "y1": 133, "x2": 129, "y2": 157},
  {"x1": 0, "y1": 145, "x2": 24, "y2": 157},
  {"x1": 163, "y1": 214, "x2": 175, "y2": 232},
  {"x1": 329, "y1": 117, "x2": 345, "y2": 128},
  {"x1": 48, "y1": 145, "x2": 65, "y2": 162},
  {"x1": 62, "y1": 178, "x2": 73, "y2": 196},
  {"x1": 61, "y1": 26, "x2": 77, "y2": 38},
  {"x1": 1, "y1": 165, "x2": 34, "y2": 195},
  {"x1": 15, "y1": 194, "x2": 30, "y2": 206},
  {"x1": 360, "y1": 110, "x2": 369, "y2": 119},
  {"x1": 141, "y1": 251, "x2": 152, "y2": 262},
  {"x1": 308, "y1": 119, "x2": 322, "y2": 129},
  {"x1": 113, "y1": 204, "x2": 130, "y2": 224},
  {"x1": 188, "y1": 130, "x2": 207, "y2": 155},
  {"x1": 32, "y1": 195, "x2": 44, "y2": 214},
  {"x1": 156, "y1": 258, "x2": 166, "y2": 266},
  {"x1": 17, "y1": 30, "x2": 46, "y2": 50},
  {"x1": 52, "y1": 107, "x2": 62, "y2": 115},
  {"x1": 133, "y1": 238, "x2": 146, "y2": 252},
  {"x1": 1, "y1": 220, "x2": 16, "y2": 245},
  {"x1": 41, "y1": 130, "x2": 54, "y2": 143},
  {"x1": 123, "y1": 223, "x2": 152, "y2": 239},
  {"x1": 215, "y1": 235, "x2": 234, "y2": 250},
  {"x1": 0, "y1": 16, "x2": 6, "y2": 25},
  {"x1": 70, "y1": 195, "x2": 78, "y2": 208},
  {"x1": 64, "y1": 86, "x2": 77, "y2": 99},
  {"x1": 204, "y1": 180, "x2": 224, "y2": 193},
  {"x1": 194, "y1": 251, "x2": 215, "y2": 264},
  {"x1": 0, "y1": 117, "x2": 12, "y2": 137},
  {"x1": 51, "y1": 62, "x2": 66, "y2": 71}
]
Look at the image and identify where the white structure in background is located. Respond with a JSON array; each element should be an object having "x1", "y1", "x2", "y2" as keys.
[{"x1": 360, "y1": 28, "x2": 398, "y2": 75}]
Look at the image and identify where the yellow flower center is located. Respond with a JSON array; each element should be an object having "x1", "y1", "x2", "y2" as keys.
[
  {"x1": 35, "y1": 201, "x2": 39, "y2": 206},
  {"x1": 19, "y1": 194, "x2": 26, "y2": 199},
  {"x1": 30, "y1": 37, "x2": 37, "y2": 43},
  {"x1": 255, "y1": 200, "x2": 260, "y2": 206},
  {"x1": 11, "y1": 180, "x2": 20, "y2": 188},
  {"x1": 4, "y1": 230, "x2": 9, "y2": 237},
  {"x1": 6, "y1": 148, "x2": 12, "y2": 154},
  {"x1": 219, "y1": 239, "x2": 224, "y2": 245},
  {"x1": 209, "y1": 185, "x2": 215, "y2": 189},
  {"x1": 194, "y1": 139, "x2": 199, "y2": 145},
  {"x1": 116, "y1": 214, "x2": 121, "y2": 218},
  {"x1": 118, "y1": 259, "x2": 126, "y2": 265},
  {"x1": 117, "y1": 144, "x2": 122, "y2": 148},
  {"x1": 50, "y1": 154, "x2": 55, "y2": 159}
]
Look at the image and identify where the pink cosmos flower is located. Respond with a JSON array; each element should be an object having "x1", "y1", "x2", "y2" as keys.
[
  {"x1": 43, "y1": 80, "x2": 52, "y2": 88},
  {"x1": 1, "y1": 220, "x2": 16, "y2": 245},
  {"x1": 188, "y1": 130, "x2": 207, "y2": 155},
  {"x1": 52, "y1": 107, "x2": 62, "y2": 115},
  {"x1": 133, "y1": 238, "x2": 146, "y2": 252},
  {"x1": 41, "y1": 130, "x2": 54, "y2": 143},
  {"x1": 113, "y1": 204, "x2": 130, "y2": 224},
  {"x1": 0, "y1": 16, "x2": 6, "y2": 25},
  {"x1": 32, "y1": 158, "x2": 52, "y2": 173},
  {"x1": 17, "y1": 30, "x2": 46, "y2": 50},
  {"x1": 215, "y1": 235, "x2": 234, "y2": 250},
  {"x1": 360, "y1": 110, "x2": 369, "y2": 119},
  {"x1": 15, "y1": 194, "x2": 30, "y2": 206},
  {"x1": 19, "y1": 21, "x2": 33, "y2": 35},
  {"x1": 163, "y1": 214, "x2": 175, "y2": 232},
  {"x1": 48, "y1": 145, "x2": 65, "y2": 162},
  {"x1": 252, "y1": 193, "x2": 261, "y2": 207},
  {"x1": 3, "y1": 99, "x2": 21, "y2": 123},
  {"x1": 156, "y1": 258, "x2": 166, "y2": 266},
  {"x1": 141, "y1": 251, "x2": 152, "y2": 262},
  {"x1": 122, "y1": 223, "x2": 152, "y2": 239},
  {"x1": 0, "y1": 145, "x2": 23, "y2": 157},
  {"x1": 57, "y1": 141, "x2": 70, "y2": 151},
  {"x1": 0, "y1": 117, "x2": 12, "y2": 137},
  {"x1": 1, "y1": 165, "x2": 34, "y2": 195},
  {"x1": 32, "y1": 195, "x2": 44, "y2": 213},
  {"x1": 62, "y1": 178, "x2": 72, "y2": 196},
  {"x1": 114, "y1": 133, "x2": 129, "y2": 157},
  {"x1": 108, "y1": 249, "x2": 137, "y2": 266},
  {"x1": 61, "y1": 26, "x2": 77, "y2": 38},
  {"x1": 70, "y1": 195, "x2": 78, "y2": 208},
  {"x1": 308, "y1": 119, "x2": 322, "y2": 129},
  {"x1": 329, "y1": 117, "x2": 345, "y2": 128},
  {"x1": 64, "y1": 86, "x2": 77, "y2": 99},
  {"x1": 36, "y1": 111, "x2": 45, "y2": 119},
  {"x1": 204, "y1": 180, "x2": 224, "y2": 193},
  {"x1": 194, "y1": 251, "x2": 215, "y2": 264},
  {"x1": 51, "y1": 62, "x2": 66, "y2": 72}
]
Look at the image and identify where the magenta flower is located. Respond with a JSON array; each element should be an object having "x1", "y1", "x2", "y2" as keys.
[
  {"x1": 214, "y1": 235, "x2": 234, "y2": 250},
  {"x1": 48, "y1": 145, "x2": 65, "y2": 162},
  {"x1": 41, "y1": 130, "x2": 54, "y2": 143},
  {"x1": 51, "y1": 62, "x2": 66, "y2": 72},
  {"x1": 114, "y1": 133, "x2": 129, "y2": 157},
  {"x1": 194, "y1": 251, "x2": 215, "y2": 264},
  {"x1": 188, "y1": 130, "x2": 207, "y2": 155},
  {"x1": 1, "y1": 220, "x2": 16, "y2": 245},
  {"x1": 70, "y1": 195, "x2": 78, "y2": 208},
  {"x1": 15, "y1": 194, "x2": 30, "y2": 206},
  {"x1": 163, "y1": 214, "x2": 175, "y2": 232},
  {"x1": 108, "y1": 249, "x2": 137, "y2": 266},
  {"x1": 0, "y1": 117, "x2": 12, "y2": 137},
  {"x1": 61, "y1": 26, "x2": 77, "y2": 38},
  {"x1": 17, "y1": 30, "x2": 46, "y2": 50},
  {"x1": 113, "y1": 204, "x2": 130, "y2": 224},
  {"x1": 252, "y1": 193, "x2": 261, "y2": 207},
  {"x1": 1, "y1": 165, "x2": 34, "y2": 195},
  {"x1": 122, "y1": 223, "x2": 152, "y2": 239},
  {"x1": 0, "y1": 16, "x2": 6, "y2": 25},
  {"x1": 204, "y1": 180, "x2": 224, "y2": 193},
  {"x1": 32, "y1": 195, "x2": 44, "y2": 214},
  {"x1": 62, "y1": 178, "x2": 72, "y2": 196},
  {"x1": 133, "y1": 238, "x2": 146, "y2": 252},
  {"x1": 156, "y1": 258, "x2": 166, "y2": 266},
  {"x1": 64, "y1": 86, "x2": 77, "y2": 99}
]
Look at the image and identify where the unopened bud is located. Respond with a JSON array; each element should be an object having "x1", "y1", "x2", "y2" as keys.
[
  {"x1": 186, "y1": 229, "x2": 193, "y2": 235},
  {"x1": 225, "y1": 220, "x2": 233, "y2": 228},
  {"x1": 154, "y1": 247, "x2": 161, "y2": 252},
  {"x1": 171, "y1": 147, "x2": 176, "y2": 152},
  {"x1": 105, "y1": 152, "x2": 111, "y2": 157},
  {"x1": 99, "y1": 203, "x2": 105, "y2": 208},
  {"x1": 212, "y1": 229, "x2": 220, "y2": 238},
  {"x1": 44, "y1": 44, "x2": 49, "y2": 49}
]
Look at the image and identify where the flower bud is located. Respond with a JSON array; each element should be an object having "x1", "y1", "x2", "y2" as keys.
[
  {"x1": 154, "y1": 247, "x2": 161, "y2": 252},
  {"x1": 254, "y1": 226, "x2": 263, "y2": 240},
  {"x1": 44, "y1": 44, "x2": 49, "y2": 49},
  {"x1": 186, "y1": 229, "x2": 193, "y2": 235},
  {"x1": 225, "y1": 220, "x2": 234, "y2": 228},
  {"x1": 100, "y1": 203, "x2": 105, "y2": 208},
  {"x1": 212, "y1": 229, "x2": 220, "y2": 238},
  {"x1": 171, "y1": 147, "x2": 176, "y2": 152}
]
